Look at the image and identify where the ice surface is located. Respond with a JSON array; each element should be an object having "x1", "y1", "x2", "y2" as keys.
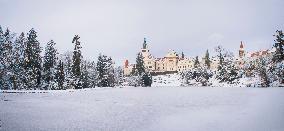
[{"x1": 1, "y1": 87, "x2": 284, "y2": 131}]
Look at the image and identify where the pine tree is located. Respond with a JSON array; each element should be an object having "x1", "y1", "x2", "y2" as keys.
[
  {"x1": 194, "y1": 56, "x2": 200, "y2": 68},
  {"x1": 87, "y1": 61, "x2": 97, "y2": 88},
  {"x1": 43, "y1": 40, "x2": 58, "y2": 90},
  {"x1": 215, "y1": 46, "x2": 239, "y2": 83},
  {"x1": 0, "y1": 26, "x2": 4, "y2": 89},
  {"x1": 132, "y1": 52, "x2": 145, "y2": 76},
  {"x1": 23, "y1": 28, "x2": 42, "y2": 90},
  {"x1": 257, "y1": 57, "x2": 270, "y2": 87},
  {"x1": 55, "y1": 60, "x2": 65, "y2": 89},
  {"x1": 204, "y1": 49, "x2": 211, "y2": 69},
  {"x1": 81, "y1": 60, "x2": 89, "y2": 89},
  {"x1": 96, "y1": 54, "x2": 115, "y2": 87},
  {"x1": 273, "y1": 30, "x2": 284, "y2": 62},
  {"x1": 114, "y1": 66, "x2": 124, "y2": 86},
  {"x1": 215, "y1": 46, "x2": 226, "y2": 82},
  {"x1": 11, "y1": 32, "x2": 26, "y2": 90},
  {"x1": 61, "y1": 51, "x2": 73, "y2": 89},
  {"x1": 0, "y1": 28, "x2": 14, "y2": 89},
  {"x1": 142, "y1": 72, "x2": 152, "y2": 87},
  {"x1": 0, "y1": 29, "x2": 16, "y2": 89},
  {"x1": 132, "y1": 52, "x2": 152, "y2": 87},
  {"x1": 71, "y1": 35, "x2": 83, "y2": 89}
]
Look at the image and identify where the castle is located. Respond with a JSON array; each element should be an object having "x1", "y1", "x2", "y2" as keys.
[
  {"x1": 124, "y1": 38, "x2": 198, "y2": 76},
  {"x1": 123, "y1": 39, "x2": 273, "y2": 76}
]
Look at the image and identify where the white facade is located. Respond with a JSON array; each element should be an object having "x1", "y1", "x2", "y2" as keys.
[{"x1": 123, "y1": 39, "x2": 195, "y2": 76}]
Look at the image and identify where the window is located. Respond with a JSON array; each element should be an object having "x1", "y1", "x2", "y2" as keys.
[
  {"x1": 142, "y1": 50, "x2": 146, "y2": 52},
  {"x1": 149, "y1": 66, "x2": 152, "y2": 68}
]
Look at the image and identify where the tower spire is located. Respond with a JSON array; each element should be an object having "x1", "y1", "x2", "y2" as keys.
[
  {"x1": 239, "y1": 41, "x2": 245, "y2": 58},
  {"x1": 240, "y1": 41, "x2": 244, "y2": 49},
  {"x1": 143, "y1": 37, "x2": 147, "y2": 49}
]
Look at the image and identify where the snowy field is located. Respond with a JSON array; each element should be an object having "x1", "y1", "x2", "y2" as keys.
[{"x1": 1, "y1": 87, "x2": 284, "y2": 131}]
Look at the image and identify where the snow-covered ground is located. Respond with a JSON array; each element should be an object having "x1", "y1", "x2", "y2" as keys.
[{"x1": 1, "y1": 87, "x2": 284, "y2": 131}]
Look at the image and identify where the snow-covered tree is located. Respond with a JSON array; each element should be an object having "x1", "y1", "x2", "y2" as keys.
[
  {"x1": 255, "y1": 57, "x2": 270, "y2": 87},
  {"x1": 11, "y1": 32, "x2": 26, "y2": 90},
  {"x1": 132, "y1": 52, "x2": 152, "y2": 87},
  {"x1": 0, "y1": 26, "x2": 4, "y2": 89},
  {"x1": 132, "y1": 52, "x2": 145, "y2": 76},
  {"x1": 96, "y1": 54, "x2": 115, "y2": 87},
  {"x1": 59, "y1": 51, "x2": 73, "y2": 89},
  {"x1": 23, "y1": 28, "x2": 42, "y2": 89},
  {"x1": 204, "y1": 49, "x2": 211, "y2": 69},
  {"x1": 114, "y1": 66, "x2": 124, "y2": 86},
  {"x1": 215, "y1": 45, "x2": 239, "y2": 84},
  {"x1": 43, "y1": 40, "x2": 58, "y2": 90},
  {"x1": 272, "y1": 30, "x2": 284, "y2": 62},
  {"x1": 71, "y1": 35, "x2": 83, "y2": 89},
  {"x1": 86, "y1": 61, "x2": 97, "y2": 88},
  {"x1": 55, "y1": 60, "x2": 65, "y2": 90},
  {"x1": 0, "y1": 28, "x2": 14, "y2": 89},
  {"x1": 193, "y1": 56, "x2": 200, "y2": 68},
  {"x1": 81, "y1": 60, "x2": 91, "y2": 89},
  {"x1": 181, "y1": 66, "x2": 212, "y2": 86}
]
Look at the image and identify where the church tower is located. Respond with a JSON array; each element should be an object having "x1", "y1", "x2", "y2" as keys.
[
  {"x1": 141, "y1": 38, "x2": 150, "y2": 58},
  {"x1": 239, "y1": 41, "x2": 245, "y2": 58}
]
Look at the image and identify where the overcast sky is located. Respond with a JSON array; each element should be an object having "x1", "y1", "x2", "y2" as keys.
[{"x1": 1, "y1": 0, "x2": 284, "y2": 65}]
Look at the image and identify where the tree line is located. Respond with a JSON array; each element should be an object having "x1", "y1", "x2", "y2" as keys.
[{"x1": 0, "y1": 26, "x2": 127, "y2": 90}]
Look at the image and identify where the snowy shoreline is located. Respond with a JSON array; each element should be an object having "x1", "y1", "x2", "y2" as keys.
[{"x1": 1, "y1": 86, "x2": 281, "y2": 94}]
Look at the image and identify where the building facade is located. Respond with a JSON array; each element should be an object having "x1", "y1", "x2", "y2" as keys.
[
  {"x1": 123, "y1": 39, "x2": 273, "y2": 76},
  {"x1": 123, "y1": 38, "x2": 194, "y2": 76}
]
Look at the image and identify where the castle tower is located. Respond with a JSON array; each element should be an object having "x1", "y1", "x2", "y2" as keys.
[
  {"x1": 142, "y1": 38, "x2": 147, "y2": 49},
  {"x1": 141, "y1": 38, "x2": 150, "y2": 58},
  {"x1": 239, "y1": 41, "x2": 245, "y2": 58},
  {"x1": 124, "y1": 60, "x2": 129, "y2": 68}
]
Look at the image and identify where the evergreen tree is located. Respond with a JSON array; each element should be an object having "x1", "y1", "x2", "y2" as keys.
[
  {"x1": 132, "y1": 52, "x2": 152, "y2": 87},
  {"x1": 61, "y1": 51, "x2": 73, "y2": 89},
  {"x1": 0, "y1": 28, "x2": 14, "y2": 89},
  {"x1": 43, "y1": 40, "x2": 58, "y2": 90},
  {"x1": 142, "y1": 72, "x2": 152, "y2": 87},
  {"x1": 71, "y1": 35, "x2": 83, "y2": 89},
  {"x1": 81, "y1": 60, "x2": 90, "y2": 89},
  {"x1": 273, "y1": 30, "x2": 284, "y2": 62},
  {"x1": 87, "y1": 61, "x2": 97, "y2": 88},
  {"x1": 96, "y1": 54, "x2": 115, "y2": 87},
  {"x1": 55, "y1": 60, "x2": 65, "y2": 89},
  {"x1": 114, "y1": 66, "x2": 124, "y2": 86},
  {"x1": 0, "y1": 26, "x2": 4, "y2": 89},
  {"x1": 215, "y1": 45, "x2": 239, "y2": 83},
  {"x1": 215, "y1": 46, "x2": 226, "y2": 82},
  {"x1": 23, "y1": 28, "x2": 42, "y2": 89},
  {"x1": 132, "y1": 52, "x2": 145, "y2": 76},
  {"x1": 256, "y1": 57, "x2": 270, "y2": 87},
  {"x1": 11, "y1": 32, "x2": 26, "y2": 90},
  {"x1": 194, "y1": 56, "x2": 200, "y2": 68},
  {"x1": 204, "y1": 49, "x2": 211, "y2": 69}
]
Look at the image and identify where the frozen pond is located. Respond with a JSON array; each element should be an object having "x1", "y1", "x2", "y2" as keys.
[{"x1": 1, "y1": 87, "x2": 284, "y2": 131}]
